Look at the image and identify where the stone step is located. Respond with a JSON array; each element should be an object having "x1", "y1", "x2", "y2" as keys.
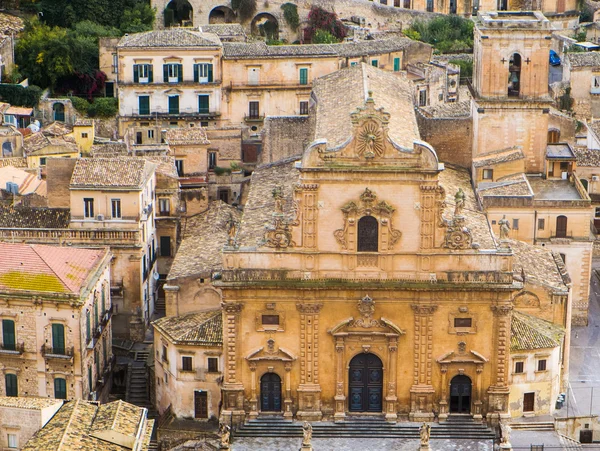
[{"x1": 510, "y1": 422, "x2": 554, "y2": 431}]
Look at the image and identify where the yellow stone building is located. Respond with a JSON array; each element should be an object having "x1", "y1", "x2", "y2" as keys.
[{"x1": 156, "y1": 65, "x2": 571, "y2": 425}]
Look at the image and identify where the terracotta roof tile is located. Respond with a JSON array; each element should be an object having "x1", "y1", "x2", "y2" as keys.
[
  {"x1": 90, "y1": 143, "x2": 128, "y2": 158},
  {"x1": 70, "y1": 158, "x2": 155, "y2": 189},
  {"x1": 567, "y1": 51, "x2": 600, "y2": 67},
  {"x1": 0, "y1": 206, "x2": 70, "y2": 228},
  {"x1": 510, "y1": 239, "x2": 569, "y2": 292},
  {"x1": 165, "y1": 127, "x2": 210, "y2": 145},
  {"x1": 152, "y1": 309, "x2": 222, "y2": 345},
  {"x1": 511, "y1": 310, "x2": 564, "y2": 351},
  {"x1": 0, "y1": 396, "x2": 63, "y2": 410},
  {"x1": 118, "y1": 29, "x2": 221, "y2": 48},
  {"x1": 472, "y1": 146, "x2": 524, "y2": 168}
]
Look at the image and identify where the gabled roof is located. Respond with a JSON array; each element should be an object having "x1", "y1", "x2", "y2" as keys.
[
  {"x1": 118, "y1": 29, "x2": 221, "y2": 48},
  {"x1": 511, "y1": 310, "x2": 564, "y2": 351},
  {"x1": 567, "y1": 51, "x2": 600, "y2": 68},
  {"x1": 70, "y1": 158, "x2": 156, "y2": 189},
  {"x1": 510, "y1": 239, "x2": 569, "y2": 292},
  {"x1": 0, "y1": 242, "x2": 108, "y2": 296},
  {"x1": 164, "y1": 127, "x2": 210, "y2": 146},
  {"x1": 152, "y1": 309, "x2": 222, "y2": 346}
]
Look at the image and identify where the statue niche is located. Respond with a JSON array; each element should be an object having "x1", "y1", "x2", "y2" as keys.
[{"x1": 334, "y1": 188, "x2": 401, "y2": 252}]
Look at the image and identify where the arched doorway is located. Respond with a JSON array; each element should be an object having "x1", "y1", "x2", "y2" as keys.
[
  {"x1": 556, "y1": 215, "x2": 568, "y2": 238},
  {"x1": 450, "y1": 375, "x2": 471, "y2": 413},
  {"x1": 164, "y1": 0, "x2": 193, "y2": 27},
  {"x1": 251, "y1": 13, "x2": 279, "y2": 40},
  {"x1": 260, "y1": 373, "x2": 281, "y2": 412},
  {"x1": 53, "y1": 103, "x2": 65, "y2": 122},
  {"x1": 508, "y1": 53, "x2": 521, "y2": 97},
  {"x1": 209, "y1": 6, "x2": 236, "y2": 24},
  {"x1": 357, "y1": 216, "x2": 378, "y2": 252},
  {"x1": 349, "y1": 353, "x2": 383, "y2": 412}
]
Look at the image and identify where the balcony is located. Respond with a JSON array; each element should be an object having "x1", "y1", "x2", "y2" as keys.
[
  {"x1": 41, "y1": 345, "x2": 74, "y2": 361},
  {"x1": 244, "y1": 114, "x2": 265, "y2": 122},
  {"x1": 100, "y1": 306, "x2": 114, "y2": 328},
  {"x1": 228, "y1": 81, "x2": 311, "y2": 91},
  {"x1": 124, "y1": 107, "x2": 221, "y2": 119},
  {"x1": 0, "y1": 228, "x2": 141, "y2": 246},
  {"x1": 0, "y1": 342, "x2": 24, "y2": 355}
]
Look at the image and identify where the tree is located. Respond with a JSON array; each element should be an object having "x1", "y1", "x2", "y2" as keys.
[
  {"x1": 312, "y1": 29, "x2": 338, "y2": 44},
  {"x1": 406, "y1": 16, "x2": 474, "y2": 54},
  {"x1": 305, "y1": 7, "x2": 346, "y2": 43}
]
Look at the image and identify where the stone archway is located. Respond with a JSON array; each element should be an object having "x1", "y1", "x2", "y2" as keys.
[
  {"x1": 260, "y1": 372, "x2": 282, "y2": 412},
  {"x1": 209, "y1": 5, "x2": 236, "y2": 23},
  {"x1": 251, "y1": 12, "x2": 279, "y2": 40},
  {"x1": 449, "y1": 374, "x2": 472, "y2": 413},
  {"x1": 164, "y1": 0, "x2": 193, "y2": 27}
]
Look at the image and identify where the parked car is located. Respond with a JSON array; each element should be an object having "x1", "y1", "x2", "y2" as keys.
[{"x1": 550, "y1": 50, "x2": 561, "y2": 66}]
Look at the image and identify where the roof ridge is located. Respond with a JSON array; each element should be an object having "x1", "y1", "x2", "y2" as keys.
[
  {"x1": 56, "y1": 400, "x2": 80, "y2": 451},
  {"x1": 110, "y1": 399, "x2": 123, "y2": 431},
  {"x1": 29, "y1": 244, "x2": 71, "y2": 292}
]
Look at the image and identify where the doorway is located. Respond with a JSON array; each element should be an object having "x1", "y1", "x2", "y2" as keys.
[
  {"x1": 53, "y1": 103, "x2": 65, "y2": 122},
  {"x1": 260, "y1": 373, "x2": 282, "y2": 412},
  {"x1": 349, "y1": 353, "x2": 383, "y2": 412},
  {"x1": 556, "y1": 215, "x2": 568, "y2": 238},
  {"x1": 194, "y1": 391, "x2": 208, "y2": 418},
  {"x1": 523, "y1": 392, "x2": 535, "y2": 412},
  {"x1": 450, "y1": 375, "x2": 471, "y2": 413}
]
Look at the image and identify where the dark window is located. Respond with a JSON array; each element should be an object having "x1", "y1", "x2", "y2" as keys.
[
  {"x1": 86, "y1": 310, "x2": 91, "y2": 342},
  {"x1": 138, "y1": 96, "x2": 150, "y2": 115},
  {"x1": 538, "y1": 218, "x2": 545, "y2": 230},
  {"x1": 427, "y1": 0, "x2": 434, "y2": 12},
  {"x1": 262, "y1": 314, "x2": 280, "y2": 325},
  {"x1": 537, "y1": 359, "x2": 547, "y2": 371},
  {"x1": 5, "y1": 373, "x2": 17, "y2": 397},
  {"x1": 162, "y1": 345, "x2": 168, "y2": 362},
  {"x1": 199, "y1": 95, "x2": 210, "y2": 114},
  {"x1": 299, "y1": 101, "x2": 309, "y2": 115},
  {"x1": 82, "y1": 133, "x2": 88, "y2": 139},
  {"x1": 512, "y1": 219, "x2": 519, "y2": 230},
  {"x1": 482, "y1": 169, "x2": 493, "y2": 180},
  {"x1": 208, "y1": 152, "x2": 217, "y2": 170},
  {"x1": 560, "y1": 253, "x2": 566, "y2": 264},
  {"x1": 2, "y1": 319, "x2": 15, "y2": 351},
  {"x1": 88, "y1": 366, "x2": 92, "y2": 392},
  {"x1": 248, "y1": 101, "x2": 260, "y2": 119},
  {"x1": 52, "y1": 324, "x2": 65, "y2": 355},
  {"x1": 175, "y1": 160, "x2": 184, "y2": 176},
  {"x1": 454, "y1": 317, "x2": 472, "y2": 328},
  {"x1": 508, "y1": 53, "x2": 521, "y2": 97},
  {"x1": 111, "y1": 199, "x2": 121, "y2": 218},
  {"x1": 357, "y1": 216, "x2": 378, "y2": 252},
  {"x1": 419, "y1": 89, "x2": 427, "y2": 107},
  {"x1": 182, "y1": 356, "x2": 193, "y2": 371},
  {"x1": 168, "y1": 95, "x2": 180, "y2": 115},
  {"x1": 523, "y1": 392, "x2": 535, "y2": 412},
  {"x1": 194, "y1": 391, "x2": 208, "y2": 419},
  {"x1": 54, "y1": 378, "x2": 67, "y2": 399},
  {"x1": 371, "y1": 60, "x2": 378, "y2": 67},
  {"x1": 208, "y1": 357, "x2": 218, "y2": 373},
  {"x1": 556, "y1": 215, "x2": 568, "y2": 238},
  {"x1": 40, "y1": 157, "x2": 47, "y2": 166},
  {"x1": 218, "y1": 189, "x2": 229, "y2": 203},
  {"x1": 84, "y1": 198, "x2": 94, "y2": 218},
  {"x1": 136, "y1": 131, "x2": 143, "y2": 144},
  {"x1": 548, "y1": 129, "x2": 560, "y2": 143},
  {"x1": 515, "y1": 361, "x2": 524, "y2": 373},
  {"x1": 160, "y1": 236, "x2": 171, "y2": 257}
]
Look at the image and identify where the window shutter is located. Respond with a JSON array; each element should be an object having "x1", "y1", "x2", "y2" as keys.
[
  {"x1": 299, "y1": 68, "x2": 307, "y2": 85},
  {"x1": 2, "y1": 319, "x2": 15, "y2": 349},
  {"x1": 393, "y1": 57, "x2": 400, "y2": 72},
  {"x1": 178, "y1": 64, "x2": 183, "y2": 82},
  {"x1": 163, "y1": 65, "x2": 168, "y2": 82},
  {"x1": 194, "y1": 64, "x2": 199, "y2": 83},
  {"x1": 133, "y1": 65, "x2": 139, "y2": 83},
  {"x1": 148, "y1": 65, "x2": 153, "y2": 83},
  {"x1": 5, "y1": 374, "x2": 17, "y2": 396},
  {"x1": 52, "y1": 324, "x2": 65, "y2": 353},
  {"x1": 208, "y1": 64, "x2": 213, "y2": 82}
]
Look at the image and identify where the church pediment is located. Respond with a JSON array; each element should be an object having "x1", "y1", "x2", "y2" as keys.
[
  {"x1": 246, "y1": 338, "x2": 296, "y2": 362},
  {"x1": 329, "y1": 296, "x2": 406, "y2": 336},
  {"x1": 437, "y1": 349, "x2": 489, "y2": 365},
  {"x1": 302, "y1": 93, "x2": 439, "y2": 171}
]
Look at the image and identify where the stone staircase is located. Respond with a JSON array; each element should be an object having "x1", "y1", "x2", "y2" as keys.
[
  {"x1": 234, "y1": 415, "x2": 495, "y2": 440},
  {"x1": 510, "y1": 421, "x2": 555, "y2": 431},
  {"x1": 154, "y1": 297, "x2": 166, "y2": 315},
  {"x1": 126, "y1": 361, "x2": 158, "y2": 418}
]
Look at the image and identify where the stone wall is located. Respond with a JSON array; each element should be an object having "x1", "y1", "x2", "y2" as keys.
[
  {"x1": 416, "y1": 111, "x2": 473, "y2": 168},
  {"x1": 261, "y1": 116, "x2": 309, "y2": 165},
  {"x1": 46, "y1": 158, "x2": 77, "y2": 208}
]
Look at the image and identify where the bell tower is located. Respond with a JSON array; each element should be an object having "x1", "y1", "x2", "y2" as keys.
[{"x1": 471, "y1": 11, "x2": 553, "y2": 175}]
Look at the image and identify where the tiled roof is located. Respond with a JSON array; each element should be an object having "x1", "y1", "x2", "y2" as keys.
[
  {"x1": 70, "y1": 158, "x2": 155, "y2": 189},
  {"x1": 142, "y1": 155, "x2": 179, "y2": 178},
  {"x1": 311, "y1": 64, "x2": 419, "y2": 149},
  {"x1": 418, "y1": 100, "x2": 471, "y2": 118},
  {"x1": 477, "y1": 174, "x2": 533, "y2": 197},
  {"x1": 567, "y1": 51, "x2": 600, "y2": 67},
  {"x1": 168, "y1": 201, "x2": 241, "y2": 279},
  {"x1": 5, "y1": 106, "x2": 32, "y2": 116},
  {"x1": 0, "y1": 206, "x2": 70, "y2": 228},
  {"x1": 0, "y1": 243, "x2": 108, "y2": 296},
  {"x1": 152, "y1": 309, "x2": 222, "y2": 345},
  {"x1": 574, "y1": 146, "x2": 600, "y2": 166},
  {"x1": 23, "y1": 133, "x2": 78, "y2": 155},
  {"x1": 588, "y1": 120, "x2": 600, "y2": 144},
  {"x1": 0, "y1": 157, "x2": 27, "y2": 168},
  {"x1": 22, "y1": 399, "x2": 152, "y2": 451},
  {"x1": 165, "y1": 127, "x2": 210, "y2": 146},
  {"x1": 334, "y1": 38, "x2": 416, "y2": 57},
  {"x1": 90, "y1": 143, "x2": 128, "y2": 158},
  {"x1": 41, "y1": 121, "x2": 73, "y2": 137},
  {"x1": 0, "y1": 396, "x2": 63, "y2": 410},
  {"x1": 73, "y1": 119, "x2": 93, "y2": 126},
  {"x1": 0, "y1": 13, "x2": 23, "y2": 36},
  {"x1": 511, "y1": 310, "x2": 564, "y2": 351},
  {"x1": 510, "y1": 239, "x2": 569, "y2": 292},
  {"x1": 199, "y1": 24, "x2": 246, "y2": 37},
  {"x1": 472, "y1": 146, "x2": 524, "y2": 168},
  {"x1": 118, "y1": 29, "x2": 221, "y2": 48},
  {"x1": 546, "y1": 143, "x2": 576, "y2": 159}
]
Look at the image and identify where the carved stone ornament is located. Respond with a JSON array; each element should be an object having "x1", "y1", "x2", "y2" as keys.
[
  {"x1": 334, "y1": 187, "x2": 401, "y2": 250},
  {"x1": 352, "y1": 295, "x2": 380, "y2": 328},
  {"x1": 263, "y1": 185, "x2": 296, "y2": 249},
  {"x1": 512, "y1": 291, "x2": 540, "y2": 308},
  {"x1": 443, "y1": 216, "x2": 473, "y2": 250}
]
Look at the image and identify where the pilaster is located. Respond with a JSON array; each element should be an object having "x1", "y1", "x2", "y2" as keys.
[
  {"x1": 296, "y1": 302, "x2": 323, "y2": 421},
  {"x1": 220, "y1": 302, "x2": 245, "y2": 425},
  {"x1": 300, "y1": 184, "x2": 319, "y2": 249},
  {"x1": 487, "y1": 304, "x2": 512, "y2": 426},
  {"x1": 334, "y1": 336, "x2": 346, "y2": 423}
]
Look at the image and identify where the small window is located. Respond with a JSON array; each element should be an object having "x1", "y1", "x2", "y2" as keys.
[
  {"x1": 160, "y1": 236, "x2": 171, "y2": 257},
  {"x1": 2, "y1": 319, "x2": 16, "y2": 351},
  {"x1": 371, "y1": 60, "x2": 378, "y2": 67},
  {"x1": 454, "y1": 317, "x2": 472, "y2": 328},
  {"x1": 559, "y1": 253, "x2": 566, "y2": 264},
  {"x1": 262, "y1": 314, "x2": 280, "y2": 325},
  {"x1": 537, "y1": 359, "x2": 547, "y2": 371},
  {"x1": 514, "y1": 361, "x2": 524, "y2": 374},
  {"x1": 175, "y1": 160, "x2": 184, "y2": 176},
  {"x1": 148, "y1": 129, "x2": 155, "y2": 139},
  {"x1": 40, "y1": 157, "x2": 47, "y2": 166},
  {"x1": 512, "y1": 218, "x2": 519, "y2": 230},
  {"x1": 5, "y1": 373, "x2": 17, "y2": 397},
  {"x1": 299, "y1": 67, "x2": 308, "y2": 85},
  {"x1": 248, "y1": 101, "x2": 260, "y2": 119},
  {"x1": 208, "y1": 152, "x2": 217, "y2": 170},
  {"x1": 208, "y1": 357, "x2": 218, "y2": 373},
  {"x1": 393, "y1": 57, "x2": 400, "y2": 72},
  {"x1": 194, "y1": 63, "x2": 213, "y2": 83},
  {"x1": 111, "y1": 199, "x2": 121, "y2": 219},
  {"x1": 418, "y1": 89, "x2": 427, "y2": 107},
  {"x1": 182, "y1": 356, "x2": 193, "y2": 371},
  {"x1": 81, "y1": 132, "x2": 88, "y2": 139},
  {"x1": 482, "y1": 169, "x2": 493, "y2": 180},
  {"x1": 164, "y1": 63, "x2": 182, "y2": 83},
  {"x1": 7, "y1": 433, "x2": 17, "y2": 448},
  {"x1": 54, "y1": 377, "x2": 67, "y2": 399},
  {"x1": 350, "y1": 61, "x2": 358, "y2": 67},
  {"x1": 299, "y1": 101, "x2": 309, "y2": 115},
  {"x1": 162, "y1": 345, "x2": 168, "y2": 362},
  {"x1": 158, "y1": 198, "x2": 170, "y2": 215},
  {"x1": 538, "y1": 218, "x2": 545, "y2": 230}
]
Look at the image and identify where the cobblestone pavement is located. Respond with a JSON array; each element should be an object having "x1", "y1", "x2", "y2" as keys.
[{"x1": 231, "y1": 438, "x2": 493, "y2": 450}]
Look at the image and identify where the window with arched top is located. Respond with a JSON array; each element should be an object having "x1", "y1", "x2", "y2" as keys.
[
  {"x1": 508, "y1": 53, "x2": 522, "y2": 97},
  {"x1": 556, "y1": 215, "x2": 568, "y2": 238},
  {"x1": 357, "y1": 216, "x2": 379, "y2": 252}
]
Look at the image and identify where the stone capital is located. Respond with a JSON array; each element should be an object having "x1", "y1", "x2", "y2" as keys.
[
  {"x1": 411, "y1": 304, "x2": 438, "y2": 315},
  {"x1": 296, "y1": 302, "x2": 324, "y2": 314},
  {"x1": 222, "y1": 302, "x2": 243, "y2": 314},
  {"x1": 491, "y1": 305, "x2": 513, "y2": 317}
]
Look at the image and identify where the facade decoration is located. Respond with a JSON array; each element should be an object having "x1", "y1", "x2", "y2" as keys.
[
  {"x1": 352, "y1": 295, "x2": 379, "y2": 328},
  {"x1": 498, "y1": 215, "x2": 511, "y2": 240},
  {"x1": 333, "y1": 188, "x2": 401, "y2": 251},
  {"x1": 512, "y1": 291, "x2": 541, "y2": 308},
  {"x1": 264, "y1": 186, "x2": 295, "y2": 249},
  {"x1": 443, "y1": 189, "x2": 473, "y2": 250}
]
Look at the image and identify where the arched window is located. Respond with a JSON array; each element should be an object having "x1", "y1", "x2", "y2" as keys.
[
  {"x1": 53, "y1": 103, "x2": 65, "y2": 122},
  {"x1": 357, "y1": 216, "x2": 379, "y2": 252},
  {"x1": 556, "y1": 215, "x2": 568, "y2": 238},
  {"x1": 508, "y1": 54, "x2": 522, "y2": 97},
  {"x1": 5, "y1": 373, "x2": 17, "y2": 397}
]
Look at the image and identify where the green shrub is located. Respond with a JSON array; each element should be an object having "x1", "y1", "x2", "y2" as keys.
[
  {"x1": 448, "y1": 59, "x2": 472, "y2": 80},
  {"x1": 0, "y1": 84, "x2": 43, "y2": 107},
  {"x1": 213, "y1": 166, "x2": 232, "y2": 176},
  {"x1": 406, "y1": 16, "x2": 473, "y2": 54},
  {"x1": 281, "y1": 3, "x2": 299, "y2": 30},
  {"x1": 87, "y1": 97, "x2": 117, "y2": 118},
  {"x1": 312, "y1": 29, "x2": 339, "y2": 44},
  {"x1": 69, "y1": 96, "x2": 91, "y2": 114}
]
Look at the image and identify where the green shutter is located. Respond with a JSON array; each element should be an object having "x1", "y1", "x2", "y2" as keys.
[
  {"x1": 299, "y1": 68, "x2": 308, "y2": 85},
  {"x1": 371, "y1": 60, "x2": 378, "y2": 68},
  {"x1": 169, "y1": 96, "x2": 179, "y2": 114},
  {"x1": 52, "y1": 324, "x2": 65, "y2": 354},
  {"x1": 94, "y1": 302, "x2": 99, "y2": 329},
  {"x1": 178, "y1": 64, "x2": 183, "y2": 82},
  {"x1": 88, "y1": 366, "x2": 92, "y2": 392},
  {"x1": 199, "y1": 95, "x2": 209, "y2": 114},
  {"x1": 194, "y1": 64, "x2": 199, "y2": 83},
  {"x1": 5, "y1": 374, "x2": 17, "y2": 397},
  {"x1": 101, "y1": 290, "x2": 106, "y2": 315},
  {"x1": 394, "y1": 57, "x2": 400, "y2": 72},
  {"x1": 139, "y1": 96, "x2": 150, "y2": 115},
  {"x1": 54, "y1": 378, "x2": 67, "y2": 399},
  {"x1": 163, "y1": 64, "x2": 168, "y2": 82},
  {"x1": 148, "y1": 65, "x2": 153, "y2": 83},
  {"x1": 2, "y1": 319, "x2": 15, "y2": 350},
  {"x1": 133, "y1": 65, "x2": 139, "y2": 83},
  {"x1": 86, "y1": 311, "x2": 91, "y2": 342},
  {"x1": 208, "y1": 64, "x2": 213, "y2": 82}
]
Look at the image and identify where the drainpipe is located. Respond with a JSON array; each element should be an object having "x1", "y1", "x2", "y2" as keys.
[{"x1": 534, "y1": 210, "x2": 538, "y2": 244}]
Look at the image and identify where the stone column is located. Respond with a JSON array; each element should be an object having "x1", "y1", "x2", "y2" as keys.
[
  {"x1": 473, "y1": 364, "x2": 484, "y2": 421},
  {"x1": 385, "y1": 337, "x2": 398, "y2": 422},
  {"x1": 487, "y1": 304, "x2": 512, "y2": 426},
  {"x1": 296, "y1": 303, "x2": 323, "y2": 421},
  {"x1": 249, "y1": 362, "x2": 258, "y2": 419},
  {"x1": 438, "y1": 364, "x2": 449, "y2": 421},
  {"x1": 419, "y1": 185, "x2": 437, "y2": 250},
  {"x1": 220, "y1": 302, "x2": 245, "y2": 425},
  {"x1": 284, "y1": 362, "x2": 293, "y2": 419},
  {"x1": 409, "y1": 304, "x2": 437, "y2": 422},
  {"x1": 334, "y1": 336, "x2": 346, "y2": 422}
]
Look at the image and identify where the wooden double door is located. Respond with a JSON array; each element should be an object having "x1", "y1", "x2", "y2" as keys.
[
  {"x1": 349, "y1": 353, "x2": 383, "y2": 412},
  {"x1": 260, "y1": 373, "x2": 282, "y2": 412}
]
